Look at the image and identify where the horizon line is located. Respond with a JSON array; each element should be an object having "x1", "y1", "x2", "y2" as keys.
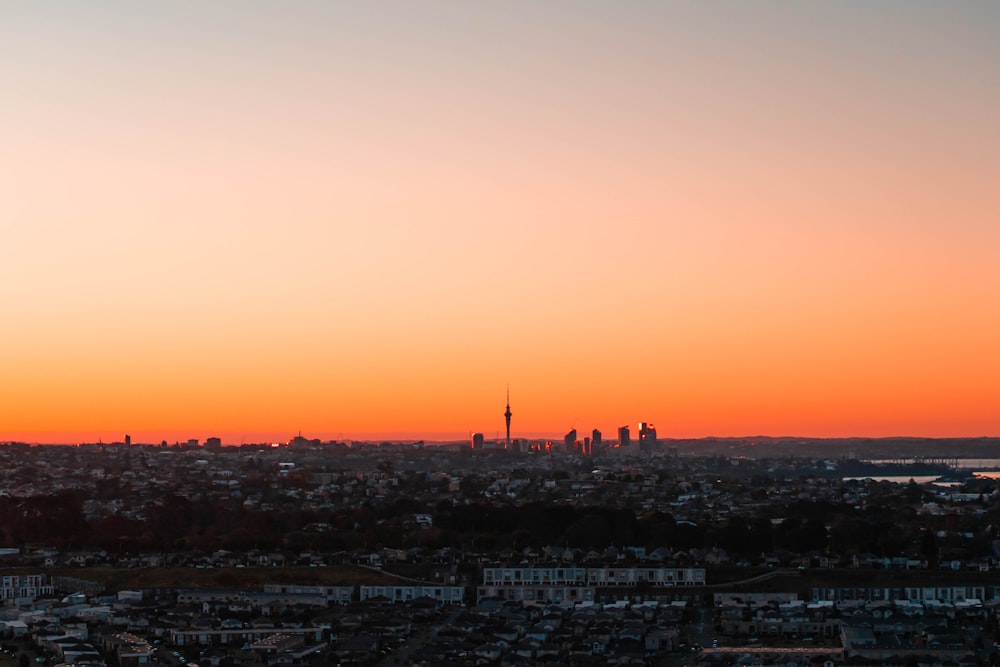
[{"x1": 4, "y1": 432, "x2": 999, "y2": 447}]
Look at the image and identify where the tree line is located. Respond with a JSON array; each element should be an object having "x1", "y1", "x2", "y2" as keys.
[{"x1": 2, "y1": 490, "x2": 996, "y2": 564}]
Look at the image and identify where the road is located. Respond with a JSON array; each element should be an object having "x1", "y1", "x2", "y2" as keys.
[{"x1": 705, "y1": 646, "x2": 843, "y2": 655}]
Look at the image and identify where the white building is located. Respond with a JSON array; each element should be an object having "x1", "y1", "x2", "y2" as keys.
[
  {"x1": 1, "y1": 574, "x2": 55, "y2": 603},
  {"x1": 262, "y1": 584, "x2": 353, "y2": 604},
  {"x1": 477, "y1": 566, "x2": 705, "y2": 605},
  {"x1": 482, "y1": 567, "x2": 588, "y2": 586},
  {"x1": 359, "y1": 585, "x2": 465, "y2": 604},
  {"x1": 586, "y1": 567, "x2": 706, "y2": 586}
]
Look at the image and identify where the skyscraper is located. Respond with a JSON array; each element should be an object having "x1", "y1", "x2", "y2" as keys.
[
  {"x1": 639, "y1": 422, "x2": 657, "y2": 450},
  {"x1": 639, "y1": 422, "x2": 656, "y2": 446},
  {"x1": 564, "y1": 428, "x2": 577, "y2": 452}
]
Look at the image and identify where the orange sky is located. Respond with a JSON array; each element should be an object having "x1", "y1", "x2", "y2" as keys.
[{"x1": 2, "y1": 3, "x2": 999, "y2": 444}]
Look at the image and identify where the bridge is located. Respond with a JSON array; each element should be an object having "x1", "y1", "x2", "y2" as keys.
[{"x1": 874, "y1": 457, "x2": 959, "y2": 468}]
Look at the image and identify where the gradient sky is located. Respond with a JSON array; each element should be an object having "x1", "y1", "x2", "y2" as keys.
[{"x1": 3, "y1": 2, "x2": 999, "y2": 444}]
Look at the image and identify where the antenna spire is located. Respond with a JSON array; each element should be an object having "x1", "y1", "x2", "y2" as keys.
[{"x1": 504, "y1": 384, "x2": 512, "y2": 448}]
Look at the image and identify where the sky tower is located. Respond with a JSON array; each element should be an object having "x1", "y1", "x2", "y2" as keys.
[{"x1": 504, "y1": 385, "x2": 512, "y2": 447}]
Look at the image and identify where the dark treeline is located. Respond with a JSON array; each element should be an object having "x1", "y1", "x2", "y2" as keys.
[{"x1": 2, "y1": 487, "x2": 997, "y2": 564}]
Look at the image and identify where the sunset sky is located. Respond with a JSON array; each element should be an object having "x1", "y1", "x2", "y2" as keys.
[{"x1": 3, "y1": 2, "x2": 999, "y2": 444}]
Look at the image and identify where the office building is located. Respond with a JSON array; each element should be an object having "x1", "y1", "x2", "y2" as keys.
[
  {"x1": 639, "y1": 422, "x2": 657, "y2": 450},
  {"x1": 563, "y1": 428, "x2": 577, "y2": 453}
]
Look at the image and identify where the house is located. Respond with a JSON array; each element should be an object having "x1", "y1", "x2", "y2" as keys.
[
  {"x1": 474, "y1": 643, "x2": 502, "y2": 661},
  {"x1": 0, "y1": 619, "x2": 28, "y2": 637}
]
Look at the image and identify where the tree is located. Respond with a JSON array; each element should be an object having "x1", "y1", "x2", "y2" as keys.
[
  {"x1": 920, "y1": 529, "x2": 939, "y2": 565},
  {"x1": 562, "y1": 514, "x2": 612, "y2": 548}
]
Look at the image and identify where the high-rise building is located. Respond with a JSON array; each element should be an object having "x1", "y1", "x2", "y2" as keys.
[
  {"x1": 592, "y1": 429, "x2": 602, "y2": 446},
  {"x1": 471, "y1": 432, "x2": 484, "y2": 450},
  {"x1": 564, "y1": 428, "x2": 577, "y2": 452},
  {"x1": 639, "y1": 422, "x2": 656, "y2": 452},
  {"x1": 618, "y1": 425, "x2": 631, "y2": 449},
  {"x1": 638, "y1": 422, "x2": 657, "y2": 450}
]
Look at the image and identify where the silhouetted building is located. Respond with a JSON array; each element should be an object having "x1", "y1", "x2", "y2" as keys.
[
  {"x1": 592, "y1": 429, "x2": 602, "y2": 446},
  {"x1": 471, "y1": 432, "x2": 484, "y2": 450},
  {"x1": 564, "y1": 428, "x2": 577, "y2": 452},
  {"x1": 618, "y1": 425, "x2": 631, "y2": 449},
  {"x1": 124, "y1": 434, "x2": 131, "y2": 446},
  {"x1": 288, "y1": 433, "x2": 321, "y2": 448},
  {"x1": 205, "y1": 436, "x2": 222, "y2": 449},
  {"x1": 639, "y1": 422, "x2": 657, "y2": 450}
]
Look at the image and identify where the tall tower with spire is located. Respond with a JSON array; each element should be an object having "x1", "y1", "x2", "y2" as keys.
[{"x1": 504, "y1": 385, "x2": 512, "y2": 448}]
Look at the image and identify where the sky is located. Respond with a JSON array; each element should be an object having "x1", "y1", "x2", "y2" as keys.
[{"x1": 2, "y1": 2, "x2": 999, "y2": 444}]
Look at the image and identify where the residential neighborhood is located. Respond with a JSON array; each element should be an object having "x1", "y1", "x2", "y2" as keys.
[{"x1": 2, "y1": 439, "x2": 1000, "y2": 666}]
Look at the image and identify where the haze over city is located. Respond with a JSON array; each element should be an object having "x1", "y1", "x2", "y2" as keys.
[{"x1": 3, "y1": 2, "x2": 999, "y2": 445}]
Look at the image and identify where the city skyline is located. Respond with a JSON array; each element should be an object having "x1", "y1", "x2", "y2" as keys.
[{"x1": 4, "y1": 2, "x2": 999, "y2": 445}]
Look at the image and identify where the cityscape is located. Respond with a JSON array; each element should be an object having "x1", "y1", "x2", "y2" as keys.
[
  {"x1": 3, "y1": 422, "x2": 1000, "y2": 666},
  {"x1": 5, "y1": 2, "x2": 1000, "y2": 667}
]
